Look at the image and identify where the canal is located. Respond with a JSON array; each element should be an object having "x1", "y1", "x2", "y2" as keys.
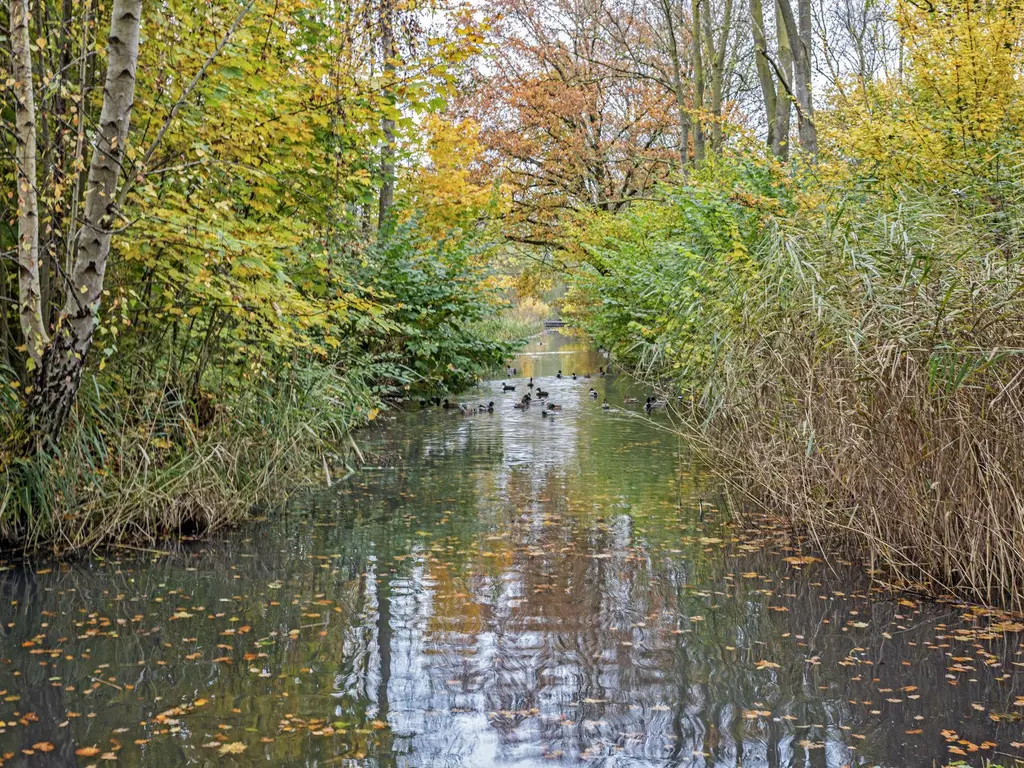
[{"x1": 0, "y1": 332, "x2": 1022, "y2": 767}]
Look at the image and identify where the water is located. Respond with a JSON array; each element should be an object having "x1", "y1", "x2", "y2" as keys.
[{"x1": 1, "y1": 332, "x2": 1023, "y2": 767}]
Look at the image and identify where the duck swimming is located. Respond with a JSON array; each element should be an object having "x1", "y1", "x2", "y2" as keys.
[
  {"x1": 535, "y1": 388, "x2": 549, "y2": 398},
  {"x1": 602, "y1": 399, "x2": 611, "y2": 410},
  {"x1": 502, "y1": 382, "x2": 516, "y2": 392},
  {"x1": 589, "y1": 388, "x2": 598, "y2": 398},
  {"x1": 556, "y1": 370, "x2": 563, "y2": 379},
  {"x1": 624, "y1": 396, "x2": 639, "y2": 404}
]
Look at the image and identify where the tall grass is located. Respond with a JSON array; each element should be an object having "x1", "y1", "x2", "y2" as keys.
[
  {"x1": 718, "y1": 190, "x2": 1024, "y2": 610},
  {"x1": 571, "y1": 163, "x2": 1024, "y2": 611},
  {"x1": 0, "y1": 363, "x2": 380, "y2": 553}
]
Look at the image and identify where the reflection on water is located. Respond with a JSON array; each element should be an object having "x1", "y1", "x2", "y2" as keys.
[{"x1": 1, "y1": 332, "x2": 1023, "y2": 767}]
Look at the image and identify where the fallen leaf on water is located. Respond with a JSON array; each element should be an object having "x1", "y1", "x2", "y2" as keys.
[
  {"x1": 782, "y1": 556, "x2": 820, "y2": 566},
  {"x1": 76, "y1": 746, "x2": 101, "y2": 757},
  {"x1": 218, "y1": 742, "x2": 247, "y2": 755}
]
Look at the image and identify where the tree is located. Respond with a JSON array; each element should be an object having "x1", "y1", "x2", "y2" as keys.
[
  {"x1": 701, "y1": 0, "x2": 734, "y2": 151},
  {"x1": 24, "y1": 0, "x2": 144, "y2": 446},
  {"x1": 775, "y1": 0, "x2": 816, "y2": 154},
  {"x1": 9, "y1": 0, "x2": 47, "y2": 365},
  {"x1": 659, "y1": 0, "x2": 692, "y2": 166},
  {"x1": 473, "y1": 0, "x2": 681, "y2": 246},
  {"x1": 377, "y1": 0, "x2": 398, "y2": 232}
]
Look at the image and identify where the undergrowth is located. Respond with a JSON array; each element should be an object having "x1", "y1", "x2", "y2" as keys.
[
  {"x1": 0, "y1": 362, "x2": 379, "y2": 552},
  {"x1": 0, "y1": 219, "x2": 520, "y2": 554}
]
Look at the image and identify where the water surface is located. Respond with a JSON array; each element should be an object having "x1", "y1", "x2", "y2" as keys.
[{"x1": 1, "y1": 332, "x2": 1023, "y2": 767}]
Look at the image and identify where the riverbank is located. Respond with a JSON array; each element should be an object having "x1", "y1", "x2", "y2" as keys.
[
  {"x1": 0, "y1": 221, "x2": 528, "y2": 555},
  {"x1": 565, "y1": 159, "x2": 1024, "y2": 614}
]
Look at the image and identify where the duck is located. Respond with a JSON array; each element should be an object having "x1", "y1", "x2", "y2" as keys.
[
  {"x1": 546, "y1": 403, "x2": 563, "y2": 411},
  {"x1": 502, "y1": 382, "x2": 516, "y2": 392},
  {"x1": 442, "y1": 398, "x2": 457, "y2": 409},
  {"x1": 598, "y1": 366, "x2": 606, "y2": 377},
  {"x1": 528, "y1": 377, "x2": 534, "y2": 389},
  {"x1": 535, "y1": 388, "x2": 549, "y2": 398},
  {"x1": 571, "y1": 372, "x2": 577, "y2": 380},
  {"x1": 513, "y1": 400, "x2": 528, "y2": 410},
  {"x1": 583, "y1": 373, "x2": 591, "y2": 379},
  {"x1": 556, "y1": 370, "x2": 563, "y2": 379},
  {"x1": 602, "y1": 399, "x2": 611, "y2": 410},
  {"x1": 624, "y1": 396, "x2": 639, "y2": 404},
  {"x1": 521, "y1": 393, "x2": 532, "y2": 404},
  {"x1": 644, "y1": 396, "x2": 667, "y2": 412},
  {"x1": 479, "y1": 401, "x2": 495, "y2": 413},
  {"x1": 589, "y1": 388, "x2": 598, "y2": 399},
  {"x1": 541, "y1": 408, "x2": 553, "y2": 418}
]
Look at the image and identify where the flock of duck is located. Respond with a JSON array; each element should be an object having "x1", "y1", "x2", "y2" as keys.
[{"x1": 426, "y1": 366, "x2": 669, "y2": 418}]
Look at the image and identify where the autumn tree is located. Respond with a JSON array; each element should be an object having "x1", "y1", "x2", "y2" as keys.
[{"x1": 470, "y1": 0, "x2": 684, "y2": 246}]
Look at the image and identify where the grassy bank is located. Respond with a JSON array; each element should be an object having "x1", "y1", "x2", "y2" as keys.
[
  {"x1": 566, "y1": 158, "x2": 1024, "y2": 612},
  {"x1": 0, "y1": 363, "x2": 381, "y2": 552}
]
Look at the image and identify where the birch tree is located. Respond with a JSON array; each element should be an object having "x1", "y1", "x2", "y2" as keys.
[
  {"x1": 9, "y1": 0, "x2": 48, "y2": 366},
  {"x1": 24, "y1": 0, "x2": 144, "y2": 447}
]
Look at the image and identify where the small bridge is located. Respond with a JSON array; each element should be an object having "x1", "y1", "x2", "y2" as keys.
[{"x1": 543, "y1": 318, "x2": 567, "y2": 329}]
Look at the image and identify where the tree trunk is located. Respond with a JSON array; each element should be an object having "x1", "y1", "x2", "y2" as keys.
[
  {"x1": 10, "y1": 0, "x2": 49, "y2": 366},
  {"x1": 776, "y1": 0, "x2": 816, "y2": 155},
  {"x1": 774, "y1": 0, "x2": 793, "y2": 159},
  {"x1": 25, "y1": 0, "x2": 143, "y2": 449},
  {"x1": 703, "y1": 0, "x2": 732, "y2": 151},
  {"x1": 797, "y1": 0, "x2": 816, "y2": 154},
  {"x1": 661, "y1": 0, "x2": 691, "y2": 168},
  {"x1": 691, "y1": 0, "x2": 706, "y2": 165},
  {"x1": 377, "y1": 0, "x2": 397, "y2": 233},
  {"x1": 750, "y1": 0, "x2": 777, "y2": 153}
]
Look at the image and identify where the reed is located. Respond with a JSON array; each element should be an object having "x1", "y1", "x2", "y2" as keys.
[
  {"x1": 572, "y1": 163, "x2": 1024, "y2": 611},
  {"x1": 0, "y1": 363, "x2": 378, "y2": 553}
]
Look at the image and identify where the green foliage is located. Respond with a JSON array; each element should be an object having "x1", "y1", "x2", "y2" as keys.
[
  {"x1": 565, "y1": 158, "x2": 789, "y2": 399},
  {"x1": 345, "y1": 219, "x2": 523, "y2": 395},
  {"x1": 0, "y1": 214, "x2": 519, "y2": 550}
]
